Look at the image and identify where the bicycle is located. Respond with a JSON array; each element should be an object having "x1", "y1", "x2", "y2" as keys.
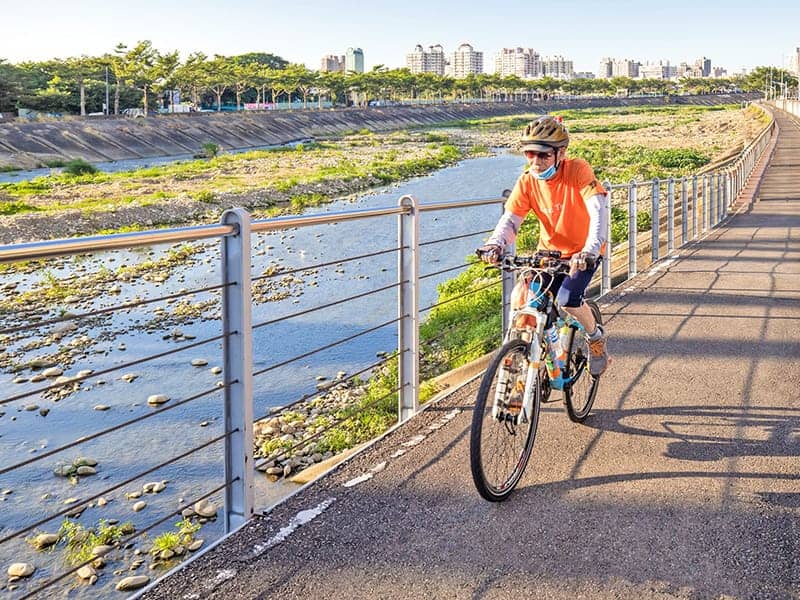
[{"x1": 469, "y1": 250, "x2": 603, "y2": 502}]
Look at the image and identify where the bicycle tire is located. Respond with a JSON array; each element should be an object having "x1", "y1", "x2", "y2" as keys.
[
  {"x1": 470, "y1": 338, "x2": 541, "y2": 502},
  {"x1": 563, "y1": 300, "x2": 602, "y2": 423}
]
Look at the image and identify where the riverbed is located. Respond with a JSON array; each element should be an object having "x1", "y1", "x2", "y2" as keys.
[{"x1": 0, "y1": 149, "x2": 526, "y2": 598}]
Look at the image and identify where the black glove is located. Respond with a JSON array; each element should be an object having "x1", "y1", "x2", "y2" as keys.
[
  {"x1": 476, "y1": 244, "x2": 502, "y2": 265},
  {"x1": 569, "y1": 251, "x2": 597, "y2": 272}
]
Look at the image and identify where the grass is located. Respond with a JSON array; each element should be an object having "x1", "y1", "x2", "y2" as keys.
[
  {"x1": 150, "y1": 518, "x2": 201, "y2": 559},
  {"x1": 53, "y1": 518, "x2": 134, "y2": 565}
]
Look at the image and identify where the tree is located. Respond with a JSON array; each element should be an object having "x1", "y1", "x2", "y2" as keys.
[
  {"x1": 174, "y1": 52, "x2": 208, "y2": 108},
  {"x1": 202, "y1": 56, "x2": 234, "y2": 111}
]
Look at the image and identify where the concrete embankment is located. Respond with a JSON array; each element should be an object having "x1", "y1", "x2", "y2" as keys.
[{"x1": 0, "y1": 93, "x2": 759, "y2": 170}]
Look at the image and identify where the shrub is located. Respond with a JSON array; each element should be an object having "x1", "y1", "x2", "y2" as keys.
[
  {"x1": 63, "y1": 158, "x2": 98, "y2": 176},
  {"x1": 199, "y1": 142, "x2": 219, "y2": 158}
]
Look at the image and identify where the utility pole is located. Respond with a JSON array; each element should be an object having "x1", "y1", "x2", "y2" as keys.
[{"x1": 105, "y1": 66, "x2": 110, "y2": 116}]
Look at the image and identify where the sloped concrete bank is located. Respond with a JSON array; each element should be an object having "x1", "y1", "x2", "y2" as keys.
[{"x1": 0, "y1": 93, "x2": 759, "y2": 170}]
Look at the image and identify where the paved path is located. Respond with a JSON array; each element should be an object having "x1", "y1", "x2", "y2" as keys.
[{"x1": 141, "y1": 109, "x2": 799, "y2": 600}]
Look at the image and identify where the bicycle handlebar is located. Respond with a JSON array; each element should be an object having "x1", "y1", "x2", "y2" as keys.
[{"x1": 499, "y1": 252, "x2": 571, "y2": 274}]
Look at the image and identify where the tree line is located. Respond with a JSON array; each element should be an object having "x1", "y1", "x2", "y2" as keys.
[{"x1": 0, "y1": 41, "x2": 796, "y2": 117}]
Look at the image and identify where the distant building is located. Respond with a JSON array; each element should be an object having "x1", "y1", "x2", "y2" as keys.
[
  {"x1": 541, "y1": 55, "x2": 574, "y2": 79},
  {"x1": 712, "y1": 66, "x2": 728, "y2": 78},
  {"x1": 320, "y1": 55, "x2": 345, "y2": 73},
  {"x1": 449, "y1": 43, "x2": 483, "y2": 78},
  {"x1": 574, "y1": 72, "x2": 595, "y2": 79},
  {"x1": 791, "y1": 47, "x2": 800, "y2": 78},
  {"x1": 639, "y1": 61, "x2": 675, "y2": 79},
  {"x1": 598, "y1": 57, "x2": 613, "y2": 79},
  {"x1": 494, "y1": 47, "x2": 541, "y2": 78},
  {"x1": 696, "y1": 57, "x2": 712, "y2": 77},
  {"x1": 406, "y1": 44, "x2": 446, "y2": 76},
  {"x1": 598, "y1": 58, "x2": 638, "y2": 79},
  {"x1": 345, "y1": 48, "x2": 364, "y2": 74}
]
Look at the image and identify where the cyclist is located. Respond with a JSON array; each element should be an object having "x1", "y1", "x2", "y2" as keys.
[{"x1": 477, "y1": 115, "x2": 610, "y2": 375}]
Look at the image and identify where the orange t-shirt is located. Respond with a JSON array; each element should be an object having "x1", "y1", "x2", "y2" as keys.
[{"x1": 505, "y1": 158, "x2": 605, "y2": 257}]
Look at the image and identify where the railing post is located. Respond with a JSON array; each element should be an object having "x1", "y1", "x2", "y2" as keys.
[
  {"x1": 692, "y1": 175, "x2": 698, "y2": 240},
  {"x1": 397, "y1": 195, "x2": 419, "y2": 422},
  {"x1": 628, "y1": 180, "x2": 637, "y2": 278},
  {"x1": 651, "y1": 178, "x2": 660, "y2": 263},
  {"x1": 667, "y1": 177, "x2": 675, "y2": 252},
  {"x1": 220, "y1": 208, "x2": 254, "y2": 534},
  {"x1": 500, "y1": 190, "x2": 514, "y2": 335},
  {"x1": 601, "y1": 181, "x2": 612, "y2": 295},
  {"x1": 681, "y1": 176, "x2": 688, "y2": 245},
  {"x1": 723, "y1": 172, "x2": 730, "y2": 219},
  {"x1": 702, "y1": 174, "x2": 709, "y2": 231},
  {"x1": 708, "y1": 173, "x2": 715, "y2": 227}
]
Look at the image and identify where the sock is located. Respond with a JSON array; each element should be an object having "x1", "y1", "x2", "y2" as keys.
[{"x1": 587, "y1": 324, "x2": 604, "y2": 341}]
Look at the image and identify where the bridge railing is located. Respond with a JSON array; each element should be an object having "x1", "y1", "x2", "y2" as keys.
[{"x1": 0, "y1": 104, "x2": 775, "y2": 599}]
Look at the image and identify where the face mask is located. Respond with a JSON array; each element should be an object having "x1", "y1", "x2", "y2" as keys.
[{"x1": 532, "y1": 164, "x2": 557, "y2": 180}]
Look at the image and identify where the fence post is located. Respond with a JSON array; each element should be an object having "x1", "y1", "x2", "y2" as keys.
[
  {"x1": 702, "y1": 174, "x2": 709, "y2": 231},
  {"x1": 500, "y1": 190, "x2": 514, "y2": 335},
  {"x1": 692, "y1": 175, "x2": 698, "y2": 240},
  {"x1": 667, "y1": 177, "x2": 675, "y2": 252},
  {"x1": 681, "y1": 176, "x2": 688, "y2": 245},
  {"x1": 723, "y1": 172, "x2": 730, "y2": 219},
  {"x1": 220, "y1": 208, "x2": 254, "y2": 534},
  {"x1": 398, "y1": 195, "x2": 419, "y2": 422},
  {"x1": 601, "y1": 181, "x2": 612, "y2": 295},
  {"x1": 628, "y1": 180, "x2": 637, "y2": 278},
  {"x1": 651, "y1": 178, "x2": 660, "y2": 263},
  {"x1": 708, "y1": 173, "x2": 716, "y2": 227}
]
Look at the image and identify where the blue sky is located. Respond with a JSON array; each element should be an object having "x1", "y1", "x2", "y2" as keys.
[{"x1": 2, "y1": 0, "x2": 798, "y2": 74}]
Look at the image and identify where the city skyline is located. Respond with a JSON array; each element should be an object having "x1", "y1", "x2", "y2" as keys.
[{"x1": 2, "y1": 0, "x2": 799, "y2": 75}]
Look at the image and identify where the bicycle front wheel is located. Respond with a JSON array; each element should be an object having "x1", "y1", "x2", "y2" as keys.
[
  {"x1": 563, "y1": 300, "x2": 602, "y2": 423},
  {"x1": 470, "y1": 338, "x2": 541, "y2": 502}
]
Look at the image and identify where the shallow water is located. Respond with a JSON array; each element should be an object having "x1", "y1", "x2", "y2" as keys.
[{"x1": 0, "y1": 150, "x2": 526, "y2": 598}]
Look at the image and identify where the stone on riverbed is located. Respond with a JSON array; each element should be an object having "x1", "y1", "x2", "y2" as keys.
[
  {"x1": 191, "y1": 358, "x2": 208, "y2": 367},
  {"x1": 32, "y1": 533, "x2": 59, "y2": 550},
  {"x1": 115, "y1": 575, "x2": 150, "y2": 591},
  {"x1": 147, "y1": 394, "x2": 169, "y2": 405},
  {"x1": 7, "y1": 563, "x2": 35, "y2": 578},
  {"x1": 193, "y1": 499, "x2": 218, "y2": 518}
]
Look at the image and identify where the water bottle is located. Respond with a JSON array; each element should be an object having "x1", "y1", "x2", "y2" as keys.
[
  {"x1": 559, "y1": 323, "x2": 571, "y2": 353},
  {"x1": 545, "y1": 325, "x2": 566, "y2": 380}
]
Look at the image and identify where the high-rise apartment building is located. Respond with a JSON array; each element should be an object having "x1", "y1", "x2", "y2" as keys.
[
  {"x1": 406, "y1": 44, "x2": 446, "y2": 76},
  {"x1": 345, "y1": 48, "x2": 364, "y2": 73},
  {"x1": 450, "y1": 43, "x2": 483, "y2": 78},
  {"x1": 320, "y1": 55, "x2": 346, "y2": 73},
  {"x1": 494, "y1": 47, "x2": 541, "y2": 78},
  {"x1": 639, "y1": 61, "x2": 675, "y2": 79},
  {"x1": 541, "y1": 55, "x2": 573, "y2": 79},
  {"x1": 790, "y1": 47, "x2": 800, "y2": 78},
  {"x1": 598, "y1": 57, "x2": 613, "y2": 79},
  {"x1": 694, "y1": 57, "x2": 711, "y2": 77}
]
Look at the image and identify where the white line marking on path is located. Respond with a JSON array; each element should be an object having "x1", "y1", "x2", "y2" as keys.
[{"x1": 251, "y1": 497, "x2": 335, "y2": 557}]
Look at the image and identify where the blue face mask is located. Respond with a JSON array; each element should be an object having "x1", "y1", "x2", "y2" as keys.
[{"x1": 532, "y1": 164, "x2": 557, "y2": 180}]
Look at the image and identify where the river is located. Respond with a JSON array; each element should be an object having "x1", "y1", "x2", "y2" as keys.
[{"x1": 0, "y1": 149, "x2": 526, "y2": 598}]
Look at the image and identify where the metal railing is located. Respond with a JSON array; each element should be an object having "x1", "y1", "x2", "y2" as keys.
[{"x1": 0, "y1": 103, "x2": 776, "y2": 599}]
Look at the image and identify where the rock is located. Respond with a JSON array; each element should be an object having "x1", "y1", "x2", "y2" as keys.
[
  {"x1": 97, "y1": 497, "x2": 108, "y2": 507},
  {"x1": 24, "y1": 404, "x2": 39, "y2": 411},
  {"x1": 73, "y1": 457, "x2": 98, "y2": 467},
  {"x1": 76, "y1": 466, "x2": 97, "y2": 476},
  {"x1": 210, "y1": 366, "x2": 222, "y2": 375},
  {"x1": 39, "y1": 408, "x2": 50, "y2": 417},
  {"x1": 142, "y1": 481, "x2": 166, "y2": 493},
  {"x1": 120, "y1": 373, "x2": 138, "y2": 382},
  {"x1": 187, "y1": 539, "x2": 204, "y2": 552},
  {"x1": 77, "y1": 564, "x2": 96, "y2": 579},
  {"x1": 92, "y1": 545, "x2": 113, "y2": 557},
  {"x1": 147, "y1": 394, "x2": 169, "y2": 405},
  {"x1": 42, "y1": 367, "x2": 63, "y2": 378},
  {"x1": 115, "y1": 575, "x2": 150, "y2": 591},
  {"x1": 7, "y1": 563, "x2": 35, "y2": 577},
  {"x1": 191, "y1": 358, "x2": 208, "y2": 367},
  {"x1": 94, "y1": 404, "x2": 110, "y2": 411},
  {"x1": 193, "y1": 499, "x2": 218, "y2": 518},
  {"x1": 132, "y1": 501, "x2": 147, "y2": 512},
  {"x1": 32, "y1": 533, "x2": 59, "y2": 550},
  {"x1": 159, "y1": 549, "x2": 174, "y2": 560}
]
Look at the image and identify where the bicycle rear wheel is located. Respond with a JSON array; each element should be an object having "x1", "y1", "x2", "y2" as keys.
[
  {"x1": 470, "y1": 338, "x2": 541, "y2": 502},
  {"x1": 563, "y1": 300, "x2": 602, "y2": 423}
]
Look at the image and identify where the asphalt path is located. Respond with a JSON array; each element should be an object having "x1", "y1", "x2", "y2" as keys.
[{"x1": 140, "y1": 109, "x2": 799, "y2": 600}]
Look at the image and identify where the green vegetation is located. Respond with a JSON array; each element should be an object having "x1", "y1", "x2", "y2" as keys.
[
  {"x1": 199, "y1": 142, "x2": 220, "y2": 158},
  {"x1": 570, "y1": 140, "x2": 710, "y2": 181},
  {"x1": 53, "y1": 518, "x2": 134, "y2": 565},
  {"x1": 0, "y1": 200, "x2": 38, "y2": 215},
  {"x1": 63, "y1": 158, "x2": 98, "y2": 176},
  {"x1": 150, "y1": 518, "x2": 201, "y2": 558}
]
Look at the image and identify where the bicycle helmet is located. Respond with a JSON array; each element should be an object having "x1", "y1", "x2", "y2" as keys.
[{"x1": 520, "y1": 115, "x2": 569, "y2": 152}]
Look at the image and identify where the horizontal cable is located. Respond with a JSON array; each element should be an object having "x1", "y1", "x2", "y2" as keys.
[
  {"x1": 0, "y1": 431, "x2": 230, "y2": 547},
  {"x1": 421, "y1": 336, "x2": 496, "y2": 380},
  {"x1": 18, "y1": 480, "x2": 232, "y2": 600},
  {"x1": 0, "y1": 333, "x2": 229, "y2": 407},
  {"x1": 420, "y1": 321, "x2": 468, "y2": 349},
  {"x1": 253, "y1": 350, "x2": 401, "y2": 423},
  {"x1": 419, "y1": 279, "x2": 500, "y2": 314},
  {"x1": 419, "y1": 261, "x2": 469, "y2": 281},
  {"x1": 0, "y1": 384, "x2": 229, "y2": 477},
  {"x1": 0, "y1": 282, "x2": 230, "y2": 337},
  {"x1": 251, "y1": 245, "x2": 401, "y2": 282},
  {"x1": 253, "y1": 317, "x2": 401, "y2": 377},
  {"x1": 418, "y1": 228, "x2": 492, "y2": 247},
  {"x1": 252, "y1": 281, "x2": 403, "y2": 330},
  {"x1": 254, "y1": 385, "x2": 402, "y2": 470}
]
